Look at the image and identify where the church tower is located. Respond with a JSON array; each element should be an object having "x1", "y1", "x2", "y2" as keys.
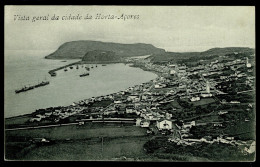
[{"x1": 206, "y1": 81, "x2": 210, "y2": 93}]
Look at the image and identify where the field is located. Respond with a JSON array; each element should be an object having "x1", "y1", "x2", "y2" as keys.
[
  {"x1": 5, "y1": 123, "x2": 148, "y2": 160},
  {"x1": 6, "y1": 123, "x2": 146, "y2": 141},
  {"x1": 20, "y1": 136, "x2": 151, "y2": 160},
  {"x1": 5, "y1": 115, "x2": 30, "y2": 126}
]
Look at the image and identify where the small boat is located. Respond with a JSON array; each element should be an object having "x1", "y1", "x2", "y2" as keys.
[
  {"x1": 96, "y1": 65, "x2": 97, "y2": 67},
  {"x1": 80, "y1": 73, "x2": 89, "y2": 77},
  {"x1": 64, "y1": 68, "x2": 68, "y2": 72},
  {"x1": 69, "y1": 66, "x2": 73, "y2": 69},
  {"x1": 102, "y1": 64, "x2": 106, "y2": 66},
  {"x1": 76, "y1": 65, "x2": 79, "y2": 69},
  {"x1": 61, "y1": 60, "x2": 67, "y2": 62},
  {"x1": 91, "y1": 66, "x2": 94, "y2": 68},
  {"x1": 50, "y1": 72, "x2": 56, "y2": 77}
]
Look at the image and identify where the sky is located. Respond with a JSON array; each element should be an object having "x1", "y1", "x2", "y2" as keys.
[{"x1": 5, "y1": 6, "x2": 255, "y2": 52}]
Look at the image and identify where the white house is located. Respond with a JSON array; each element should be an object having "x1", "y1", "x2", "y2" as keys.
[
  {"x1": 127, "y1": 95, "x2": 139, "y2": 102},
  {"x1": 114, "y1": 100, "x2": 122, "y2": 104},
  {"x1": 126, "y1": 107, "x2": 135, "y2": 114},
  {"x1": 30, "y1": 117, "x2": 41, "y2": 122},
  {"x1": 190, "y1": 96, "x2": 200, "y2": 102},
  {"x1": 140, "y1": 120, "x2": 150, "y2": 128},
  {"x1": 200, "y1": 93, "x2": 213, "y2": 98},
  {"x1": 170, "y1": 70, "x2": 176, "y2": 75},
  {"x1": 136, "y1": 118, "x2": 142, "y2": 126},
  {"x1": 183, "y1": 121, "x2": 195, "y2": 128},
  {"x1": 156, "y1": 119, "x2": 173, "y2": 130}
]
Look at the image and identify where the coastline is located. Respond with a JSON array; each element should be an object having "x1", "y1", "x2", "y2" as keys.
[
  {"x1": 48, "y1": 60, "x2": 125, "y2": 75},
  {"x1": 5, "y1": 61, "x2": 159, "y2": 120}
]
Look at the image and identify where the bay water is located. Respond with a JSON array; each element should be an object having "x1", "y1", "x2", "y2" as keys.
[{"x1": 4, "y1": 50, "x2": 157, "y2": 118}]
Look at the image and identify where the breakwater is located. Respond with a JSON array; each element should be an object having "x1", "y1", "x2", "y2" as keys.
[{"x1": 48, "y1": 61, "x2": 81, "y2": 75}]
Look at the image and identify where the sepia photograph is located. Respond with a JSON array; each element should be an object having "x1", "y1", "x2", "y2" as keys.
[{"x1": 4, "y1": 5, "x2": 255, "y2": 161}]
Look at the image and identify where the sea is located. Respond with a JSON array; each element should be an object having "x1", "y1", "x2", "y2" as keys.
[{"x1": 4, "y1": 50, "x2": 157, "y2": 118}]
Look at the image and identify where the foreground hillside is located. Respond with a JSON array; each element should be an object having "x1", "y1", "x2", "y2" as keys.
[{"x1": 45, "y1": 40, "x2": 165, "y2": 59}]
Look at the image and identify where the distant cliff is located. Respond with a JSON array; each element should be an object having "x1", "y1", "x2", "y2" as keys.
[
  {"x1": 45, "y1": 40, "x2": 165, "y2": 59},
  {"x1": 82, "y1": 50, "x2": 121, "y2": 63}
]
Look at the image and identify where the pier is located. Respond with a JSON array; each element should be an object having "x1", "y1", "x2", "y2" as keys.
[{"x1": 48, "y1": 61, "x2": 82, "y2": 76}]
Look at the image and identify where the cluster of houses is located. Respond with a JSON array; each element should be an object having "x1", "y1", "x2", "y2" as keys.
[
  {"x1": 28, "y1": 54, "x2": 254, "y2": 155},
  {"x1": 30, "y1": 55, "x2": 253, "y2": 125},
  {"x1": 30, "y1": 106, "x2": 85, "y2": 122}
]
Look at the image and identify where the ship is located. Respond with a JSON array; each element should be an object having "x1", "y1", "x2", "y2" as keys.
[
  {"x1": 34, "y1": 80, "x2": 50, "y2": 88},
  {"x1": 15, "y1": 85, "x2": 34, "y2": 94},
  {"x1": 79, "y1": 73, "x2": 90, "y2": 77}
]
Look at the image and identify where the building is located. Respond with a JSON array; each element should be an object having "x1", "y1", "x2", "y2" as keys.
[
  {"x1": 190, "y1": 96, "x2": 200, "y2": 102},
  {"x1": 156, "y1": 119, "x2": 173, "y2": 130},
  {"x1": 170, "y1": 70, "x2": 176, "y2": 76},
  {"x1": 246, "y1": 57, "x2": 252, "y2": 68},
  {"x1": 136, "y1": 118, "x2": 142, "y2": 126},
  {"x1": 140, "y1": 119, "x2": 150, "y2": 128},
  {"x1": 200, "y1": 80, "x2": 213, "y2": 97},
  {"x1": 183, "y1": 121, "x2": 195, "y2": 128},
  {"x1": 206, "y1": 81, "x2": 210, "y2": 93}
]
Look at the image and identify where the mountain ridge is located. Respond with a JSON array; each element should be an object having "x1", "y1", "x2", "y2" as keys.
[
  {"x1": 148, "y1": 47, "x2": 255, "y2": 63},
  {"x1": 45, "y1": 40, "x2": 165, "y2": 59}
]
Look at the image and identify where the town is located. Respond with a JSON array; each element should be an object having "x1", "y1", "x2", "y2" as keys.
[{"x1": 5, "y1": 51, "x2": 255, "y2": 161}]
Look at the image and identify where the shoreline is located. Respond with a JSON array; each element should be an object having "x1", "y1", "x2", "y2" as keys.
[
  {"x1": 48, "y1": 60, "x2": 125, "y2": 75},
  {"x1": 5, "y1": 61, "x2": 160, "y2": 120}
]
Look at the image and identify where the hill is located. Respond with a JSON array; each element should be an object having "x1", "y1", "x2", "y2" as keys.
[
  {"x1": 45, "y1": 40, "x2": 165, "y2": 59},
  {"x1": 148, "y1": 47, "x2": 255, "y2": 64},
  {"x1": 82, "y1": 50, "x2": 121, "y2": 63}
]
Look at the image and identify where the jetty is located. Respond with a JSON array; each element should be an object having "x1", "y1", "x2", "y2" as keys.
[{"x1": 48, "y1": 61, "x2": 81, "y2": 76}]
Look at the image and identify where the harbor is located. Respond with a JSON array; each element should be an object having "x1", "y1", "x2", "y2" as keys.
[{"x1": 5, "y1": 57, "x2": 157, "y2": 118}]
